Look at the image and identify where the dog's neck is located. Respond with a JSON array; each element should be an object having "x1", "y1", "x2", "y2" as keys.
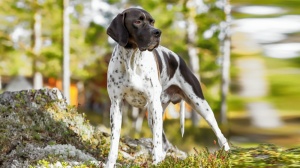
[
  {"x1": 124, "y1": 39, "x2": 138, "y2": 49},
  {"x1": 118, "y1": 45, "x2": 142, "y2": 74}
]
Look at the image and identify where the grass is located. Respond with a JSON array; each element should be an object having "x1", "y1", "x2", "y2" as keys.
[
  {"x1": 124, "y1": 144, "x2": 300, "y2": 167},
  {"x1": 231, "y1": 144, "x2": 300, "y2": 167},
  {"x1": 156, "y1": 147, "x2": 230, "y2": 168}
]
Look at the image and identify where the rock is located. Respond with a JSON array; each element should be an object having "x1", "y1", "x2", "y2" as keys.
[
  {"x1": 0, "y1": 88, "x2": 186, "y2": 167},
  {"x1": 0, "y1": 88, "x2": 105, "y2": 167},
  {"x1": 122, "y1": 137, "x2": 187, "y2": 160}
]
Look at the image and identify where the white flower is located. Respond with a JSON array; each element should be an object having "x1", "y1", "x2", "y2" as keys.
[{"x1": 55, "y1": 161, "x2": 63, "y2": 167}]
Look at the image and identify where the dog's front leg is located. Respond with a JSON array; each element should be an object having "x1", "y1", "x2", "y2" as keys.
[
  {"x1": 106, "y1": 99, "x2": 123, "y2": 168},
  {"x1": 148, "y1": 97, "x2": 165, "y2": 164}
]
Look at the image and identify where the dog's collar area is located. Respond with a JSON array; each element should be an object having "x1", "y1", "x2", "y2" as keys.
[{"x1": 119, "y1": 45, "x2": 141, "y2": 75}]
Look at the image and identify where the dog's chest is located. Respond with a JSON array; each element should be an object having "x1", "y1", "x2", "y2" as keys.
[
  {"x1": 108, "y1": 46, "x2": 161, "y2": 108},
  {"x1": 123, "y1": 72, "x2": 149, "y2": 108}
]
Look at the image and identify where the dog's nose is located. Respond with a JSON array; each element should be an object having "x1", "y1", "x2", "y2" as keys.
[{"x1": 152, "y1": 29, "x2": 161, "y2": 37}]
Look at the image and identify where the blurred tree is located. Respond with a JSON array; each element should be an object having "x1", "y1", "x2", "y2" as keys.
[
  {"x1": 0, "y1": 0, "x2": 33, "y2": 76},
  {"x1": 0, "y1": 0, "x2": 45, "y2": 88},
  {"x1": 219, "y1": 0, "x2": 231, "y2": 124},
  {"x1": 32, "y1": 1, "x2": 43, "y2": 89},
  {"x1": 0, "y1": 0, "x2": 110, "y2": 82},
  {"x1": 0, "y1": 0, "x2": 60, "y2": 79},
  {"x1": 62, "y1": 0, "x2": 70, "y2": 103}
]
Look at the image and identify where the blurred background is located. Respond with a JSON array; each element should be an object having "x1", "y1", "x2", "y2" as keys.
[{"x1": 0, "y1": 0, "x2": 299, "y2": 153}]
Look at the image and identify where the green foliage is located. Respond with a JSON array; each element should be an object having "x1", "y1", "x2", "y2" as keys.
[
  {"x1": 231, "y1": 144, "x2": 300, "y2": 167},
  {"x1": 264, "y1": 57, "x2": 300, "y2": 112},
  {"x1": 156, "y1": 148, "x2": 230, "y2": 168},
  {"x1": 121, "y1": 144, "x2": 300, "y2": 167},
  {"x1": 85, "y1": 22, "x2": 106, "y2": 45},
  {"x1": 0, "y1": 0, "x2": 110, "y2": 79}
]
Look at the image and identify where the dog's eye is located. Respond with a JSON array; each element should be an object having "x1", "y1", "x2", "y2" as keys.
[
  {"x1": 134, "y1": 20, "x2": 142, "y2": 25},
  {"x1": 149, "y1": 19, "x2": 155, "y2": 26}
]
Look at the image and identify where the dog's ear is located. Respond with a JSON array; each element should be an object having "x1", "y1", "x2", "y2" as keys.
[{"x1": 107, "y1": 13, "x2": 128, "y2": 47}]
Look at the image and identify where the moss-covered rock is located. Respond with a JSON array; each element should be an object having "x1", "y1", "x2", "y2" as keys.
[{"x1": 0, "y1": 88, "x2": 110, "y2": 167}]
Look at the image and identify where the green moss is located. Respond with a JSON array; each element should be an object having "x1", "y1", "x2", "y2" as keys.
[
  {"x1": 231, "y1": 144, "x2": 300, "y2": 167},
  {"x1": 34, "y1": 159, "x2": 99, "y2": 168},
  {"x1": 118, "y1": 144, "x2": 300, "y2": 167},
  {"x1": 33, "y1": 132, "x2": 41, "y2": 141},
  {"x1": 0, "y1": 89, "x2": 110, "y2": 166},
  {"x1": 156, "y1": 148, "x2": 230, "y2": 168},
  {"x1": 35, "y1": 160, "x2": 50, "y2": 168}
]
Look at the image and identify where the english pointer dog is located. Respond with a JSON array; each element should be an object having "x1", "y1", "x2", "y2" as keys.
[{"x1": 105, "y1": 8, "x2": 230, "y2": 167}]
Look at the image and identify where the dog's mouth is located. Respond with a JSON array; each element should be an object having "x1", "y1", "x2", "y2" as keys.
[
  {"x1": 139, "y1": 40, "x2": 160, "y2": 51},
  {"x1": 147, "y1": 43, "x2": 159, "y2": 51}
]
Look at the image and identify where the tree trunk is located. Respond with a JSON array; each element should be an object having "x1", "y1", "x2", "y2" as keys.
[
  {"x1": 220, "y1": 38, "x2": 230, "y2": 124},
  {"x1": 220, "y1": 0, "x2": 231, "y2": 124},
  {"x1": 32, "y1": 10, "x2": 43, "y2": 89},
  {"x1": 62, "y1": 0, "x2": 70, "y2": 104},
  {"x1": 0, "y1": 76, "x2": 2, "y2": 90}
]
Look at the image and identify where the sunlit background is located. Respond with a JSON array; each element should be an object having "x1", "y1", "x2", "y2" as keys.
[
  {"x1": 0, "y1": 0, "x2": 299, "y2": 153},
  {"x1": 230, "y1": 0, "x2": 300, "y2": 149}
]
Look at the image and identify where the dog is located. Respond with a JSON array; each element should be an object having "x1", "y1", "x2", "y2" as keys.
[{"x1": 105, "y1": 8, "x2": 230, "y2": 167}]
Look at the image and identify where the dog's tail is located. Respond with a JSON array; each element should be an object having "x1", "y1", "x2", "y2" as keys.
[{"x1": 180, "y1": 100, "x2": 185, "y2": 137}]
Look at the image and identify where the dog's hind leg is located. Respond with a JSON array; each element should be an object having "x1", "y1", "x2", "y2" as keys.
[
  {"x1": 195, "y1": 97, "x2": 229, "y2": 150},
  {"x1": 181, "y1": 86, "x2": 230, "y2": 151},
  {"x1": 176, "y1": 56, "x2": 230, "y2": 151},
  {"x1": 134, "y1": 108, "x2": 146, "y2": 133}
]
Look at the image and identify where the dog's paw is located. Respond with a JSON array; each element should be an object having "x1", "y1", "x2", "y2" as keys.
[
  {"x1": 223, "y1": 142, "x2": 230, "y2": 151},
  {"x1": 218, "y1": 138, "x2": 230, "y2": 151},
  {"x1": 152, "y1": 151, "x2": 166, "y2": 165}
]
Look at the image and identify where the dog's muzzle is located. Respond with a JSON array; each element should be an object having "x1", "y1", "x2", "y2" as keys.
[{"x1": 145, "y1": 29, "x2": 161, "y2": 51}]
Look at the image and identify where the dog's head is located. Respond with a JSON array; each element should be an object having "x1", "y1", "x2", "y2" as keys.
[{"x1": 107, "y1": 8, "x2": 161, "y2": 51}]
